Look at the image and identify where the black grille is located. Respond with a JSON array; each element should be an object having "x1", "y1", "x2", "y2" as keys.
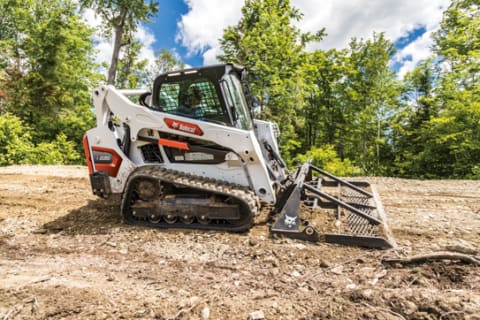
[{"x1": 140, "y1": 144, "x2": 163, "y2": 163}]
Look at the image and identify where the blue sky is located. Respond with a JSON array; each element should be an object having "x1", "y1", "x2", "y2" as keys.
[
  {"x1": 391, "y1": 26, "x2": 428, "y2": 73},
  {"x1": 147, "y1": 1, "x2": 203, "y2": 67},
  {"x1": 84, "y1": 0, "x2": 450, "y2": 79}
]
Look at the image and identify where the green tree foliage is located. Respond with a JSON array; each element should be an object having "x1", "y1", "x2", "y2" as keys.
[
  {"x1": 144, "y1": 49, "x2": 185, "y2": 88},
  {"x1": 294, "y1": 145, "x2": 361, "y2": 176},
  {"x1": 153, "y1": 49, "x2": 184, "y2": 74},
  {"x1": 219, "y1": 0, "x2": 403, "y2": 174},
  {"x1": 0, "y1": 113, "x2": 34, "y2": 165},
  {"x1": 434, "y1": 0, "x2": 479, "y2": 88},
  {"x1": 341, "y1": 33, "x2": 401, "y2": 175},
  {"x1": 302, "y1": 49, "x2": 347, "y2": 150},
  {"x1": 219, "y1": 0, "x2": 325, "y2": 161},
  {"x1": 0, "y1": 0, "x2": 98, "y2": 161},
  {"x1": 79, "y1": 0, "x2": 158, "y2": 85},
  {"x1": 30, "y1": 133, "x2": 81, "y2": 164},
  {"x1": 302, "y1": 33, "x2": 401, "y2": 175},
  {"x1": 116, "y1": 36, "x2": 148, "y2": 88},
  {"x1": 0, "y1": 113, "x2": 80, "y2": 165},
  {"x1": 117, "y1": 46, "x2": 185, "y2": 89},
  {"x1": 431, "y1": 0, "x2": 480, "y2": 178},
  {"x1": 0, "y1": 0, "x2": 478, "y2": 178},
  {"x1": 391, "y1": 0, "x2": 479, "y2": 178},
  {"x1": 391, "y1": 59, "x2": 439, "y2": 176}
]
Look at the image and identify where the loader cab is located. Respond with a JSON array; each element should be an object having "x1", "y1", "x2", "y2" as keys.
[{"x1": 151, "y1": 64, "x2": 253, "y2": 130}]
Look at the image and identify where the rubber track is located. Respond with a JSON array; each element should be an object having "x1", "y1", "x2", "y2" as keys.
[{"x1": 121, "y1": 165, "x2": 259, "y2": 232}]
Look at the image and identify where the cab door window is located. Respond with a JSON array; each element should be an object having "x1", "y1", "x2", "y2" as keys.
[{"x1": 157, "y1": 78, "x2": 226, "y2": 125}]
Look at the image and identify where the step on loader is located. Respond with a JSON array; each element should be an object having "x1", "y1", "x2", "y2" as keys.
[{"x1": 83, "y1": 64, "x2": 395, "y2": 249}]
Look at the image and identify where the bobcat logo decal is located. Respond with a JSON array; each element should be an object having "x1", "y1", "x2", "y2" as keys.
[{"x1": 284, "y1": 215, "x2": 297, "y2": 228}]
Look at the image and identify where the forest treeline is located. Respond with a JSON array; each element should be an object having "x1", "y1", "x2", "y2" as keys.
[{"x1": 0, "y1": 0, "x2": 478, "y2": 178}]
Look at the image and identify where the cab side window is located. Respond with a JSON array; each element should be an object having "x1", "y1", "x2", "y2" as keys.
[{"x1": 157, "y1": 79, "x2": 225, "y2": 125}]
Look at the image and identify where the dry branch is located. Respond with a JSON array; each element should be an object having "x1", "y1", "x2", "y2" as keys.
[
  {"x1": 382, "y1": 252, "x2": 480, "y2": 266},
  {"x1": 443, "y1": 244, "x2": 478, "y2": 255}
]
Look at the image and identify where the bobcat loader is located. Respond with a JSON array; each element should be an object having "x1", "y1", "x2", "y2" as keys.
[{"x1": 83, "y1": 64, "x2": 395, "y2": 249}]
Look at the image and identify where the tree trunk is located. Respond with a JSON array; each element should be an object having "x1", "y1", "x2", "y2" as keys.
[{"x1": 107, "y1": 7, "x2": 128, "y2": 85}]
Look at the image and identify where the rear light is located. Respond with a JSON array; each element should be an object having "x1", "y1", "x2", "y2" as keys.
[
  {"x1": 93, "y1": 150, "x2": 113, "y2": 163},
  {"x1": 91, "y1": 146, "x2": 122, "y2": 177}
]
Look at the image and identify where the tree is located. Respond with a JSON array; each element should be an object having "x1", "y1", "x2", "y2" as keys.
[
  {"x1": 427, "y1": 0, "x2": 480, "y2": 178},
  {"x1": 301, "y1": 33, "x2": 401, "y2": 175},
  {"x1": 433, "y1": 0, "x2": 479, "y2": 89},
  {"x1": 390, "y1": 59, "x2": 439, "y2": 177},
  {"x1": 339, "y1": 33, "x2": 401, "y2": 174},
  {"x1": 390, "y1": 0, "x2": 480, "y2": 178},
  {"x1": 0, "y1": 0, "x2": 99, "y2": 160},
  {"x1": 79, "y1": 0, "x2": 158, "y2": 85},
  {"x1": 144, "y1": 49, "x2": 185, "y2": 88},
  {"x1": 115, "y1": 36, "x2": 148, "y2": 88},
  {"x1": 302, "y1": 49, "x2": 351, "y2": 157},
  {"x1": 219, "y1": 0, "x2": 325, "y2": 162}
]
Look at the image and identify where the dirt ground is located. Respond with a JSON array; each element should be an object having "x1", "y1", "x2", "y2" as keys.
[{"x1": 0, "y1": 165, "x2": 479, "y2": 320}]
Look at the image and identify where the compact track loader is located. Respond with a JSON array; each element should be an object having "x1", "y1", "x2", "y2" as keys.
[{"x1": 83, "y1": 64, "x2": 395, "y2": 249}]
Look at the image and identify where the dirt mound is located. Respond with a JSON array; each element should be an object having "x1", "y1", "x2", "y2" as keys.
[{"x1": 1, "y1": 166, "x2": 479, "y2": 319}]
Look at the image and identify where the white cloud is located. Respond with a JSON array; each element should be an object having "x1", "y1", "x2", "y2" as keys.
[
  {"x1": 294, "y1": 0, "x2": 448, "y2": 50},
  {"x1": 93, "y1": 38, "x2": 113, "y2": 66},
  {"x1": 176, "y1": 0, "x2": 243, "y2": 55},
  {"x1": 134, "y1": 25, "x2": 156, "y2": 65},
  {"x1": 81, "y1": 8, "x2": 112, "y2": 66},
  {"x1": 177, "y1": 0, "x2": 450, "y2": 75},
  {"x1": 81, "y1": 8, "x2": 102, "y2": 29},
  {"x1": 294, "y1": 0, "x2": 449, "y2": 77},
  {"x1": 395, "y1": 30, "x2": 435, "y2": 78},
  {"x1": 203, "y1": 47, "x2": 221, "y2": 65}
]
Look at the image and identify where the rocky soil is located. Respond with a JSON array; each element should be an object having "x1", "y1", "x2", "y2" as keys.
[{"x1": 0, "y1": 165, "x2": 479, "y2": 319}]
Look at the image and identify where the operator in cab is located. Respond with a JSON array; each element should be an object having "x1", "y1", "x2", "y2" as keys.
[{"x1": 178, "y1": 86, "x2": 205, "y2": 120}]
